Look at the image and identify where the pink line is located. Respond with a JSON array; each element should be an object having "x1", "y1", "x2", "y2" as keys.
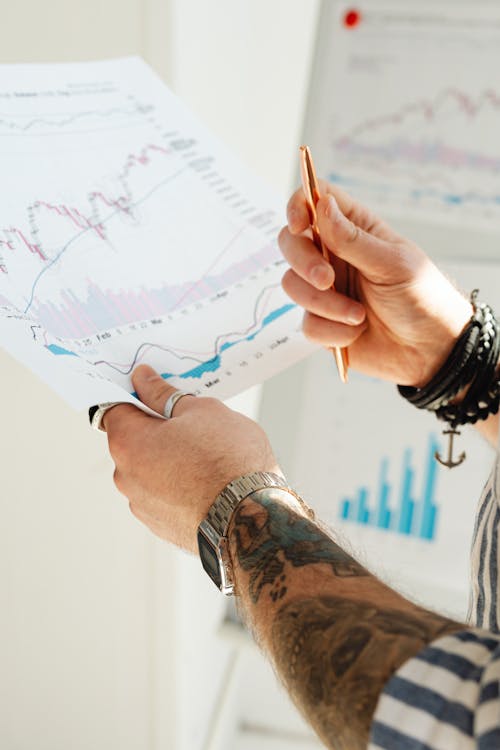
[
  {"x1": 2, "y1": 142, "x2": 171, "y2": 267},
  {"x1": 8, "y1": 228, "x2": 46, "y2": 260},
  {"x1": 341, "y1": 88, "x2": 500, "y2": 142}
]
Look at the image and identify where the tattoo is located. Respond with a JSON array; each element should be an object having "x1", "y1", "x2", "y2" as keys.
[
  {"x1": 230, "y1": 495, "x2": 462, "y2": 749},
  {"x1": 272, "y1": 596, "x2": 460, "y2": 750},
  {"x1": 231, "y1": 496, "x2": 367, "y2": 604}
]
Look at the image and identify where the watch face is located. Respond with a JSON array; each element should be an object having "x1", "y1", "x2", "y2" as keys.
[{"x1": 198, "y1": 529, "x2": 222, "y2": 589}]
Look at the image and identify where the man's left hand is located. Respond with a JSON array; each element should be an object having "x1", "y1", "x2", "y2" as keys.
[{"x1": 103, "y1": 365, "x2": 279, "y2": 553}]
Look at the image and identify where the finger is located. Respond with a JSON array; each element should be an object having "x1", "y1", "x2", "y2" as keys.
[
  {"x1": 102, "y1": 403, "x2": 148, "y2": 433},
  {"x1": 282, "y1": 269, "x2": 365, "y2": 325},
  {"x1": 278, "y1": 226, "x2": 335, "y2": 291},
  {"x1": 286, "y1": 188, "x2": 311, "y2": 234},
  {"x1": 302, "y1": 311, "x2": 367, "y2": 348},
  {"x1": 321, "y1": 183, "x2": 397, "y2": 240},
  {"x1": 104, "y1": 404, "x2": 153, "y2": 464},
  {"x1": 286, "y1": 180, "x2": 349, "y2": 235},
  {"x1": 132, "y1": 364, "x2": 196, "y2": 417},
  {"x1": 316, "y1": 194, "x2": 404, "y2": 282}
]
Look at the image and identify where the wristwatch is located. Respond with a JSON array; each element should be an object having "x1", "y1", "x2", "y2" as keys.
[{"x1": 197, "y1": 471, "x2": 313, "y2": 595}]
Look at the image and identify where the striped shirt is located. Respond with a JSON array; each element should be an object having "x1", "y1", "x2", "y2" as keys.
[{"x1": 369, "y1": 454, "x2": 500, "y2": 749}]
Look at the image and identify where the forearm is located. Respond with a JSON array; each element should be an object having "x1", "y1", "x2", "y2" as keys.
[{"x1": 229, "y1": 493, "x2": 463, "y2": 750}]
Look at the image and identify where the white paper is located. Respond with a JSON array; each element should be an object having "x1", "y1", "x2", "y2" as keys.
[{"x1": 0, "y1": 57, "x2": 315, "y2": 411}]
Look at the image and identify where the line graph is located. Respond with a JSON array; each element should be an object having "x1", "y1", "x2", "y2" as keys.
[
  {"x1": 309, "y1": 2, "x2": 500, "y2": 227},
  {"x1": 333, "y1": 86, "x2": 500, "y2": 181},
  {"x1": 0, "y1": 58, "x2": 312, "y2": 409},
  {"x1": 87, "y1": 282, "x2": 290, "y2": 374},
  {"x1": 35, "y1": 274, "x2": 304, "y2": 399},
  {"x1": 22, "y1": 165, "x2": 187, "y2": 315},
  {"x1": 340, "y1": 88, "x2": 500, "y2": 142},
  {"x1": 2, "y1": 142, "x2": 172, "y2": 281},
  {"x1": 0, "y1": 98, "x2": 154, "y2": 135}
]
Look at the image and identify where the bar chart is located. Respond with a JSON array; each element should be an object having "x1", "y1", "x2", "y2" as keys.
[{"x1": 339, "y1": 434, "x2": 441, "y2": 541}]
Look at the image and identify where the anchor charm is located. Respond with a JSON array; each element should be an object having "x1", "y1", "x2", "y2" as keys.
[{"x1": 435, "y1": 427, "x2": 466, "y2": 469}]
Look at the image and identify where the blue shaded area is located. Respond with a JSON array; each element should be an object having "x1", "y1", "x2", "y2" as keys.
[
  {"x1": 419, "y1": 436, "x2": 440, "y2": 540},
  {"x1": 158, "y1": 303, "x2": 295, "y2": 381},
  {"x1": 338, "y1": 435, "x2": 440, "y2": 541},
  {"x1": 329, "y1": 171, "x2": 500, "y2": 210},
  {"x1": 340, "y1": 499, "x2": 350, "y2": 520},
  {"x1": 376, "y1": 458, "x2": 391, "y2": 530},
  {"x1": 46, "y1": 344, "x2": 78, "y2": 357},
  {"x1": 357, "y1": 488, "x2": 370, "y2": 524},
  {"x1": 180, "y1": 355, "x2": 221, "y2": 380},
  {"x1": 262, "y1": 305, "x2": 295, "y2": 325},
  {"x1": 398, "y1": 449, "x2": 415, "y2": 535}
]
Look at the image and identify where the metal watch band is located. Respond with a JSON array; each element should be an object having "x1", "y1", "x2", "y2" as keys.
[
  {"x1": 198, "y1": 472, "x2": 315, "y2": 595},
  {"x1": 205, "y1": 471, "x2": 312, "y2": 538}
]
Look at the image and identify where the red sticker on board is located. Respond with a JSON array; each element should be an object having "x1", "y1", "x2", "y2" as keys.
[{"x1": 343, "y1": 9, "x2": 362, "y2": 28}]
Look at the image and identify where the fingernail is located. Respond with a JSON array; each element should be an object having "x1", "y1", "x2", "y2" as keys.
[
  {"x1": 346, "y1": 305, "x2": 366, "y2": 325},
  {"x1": 288, "y1": 207, "x2": 298, "y2": 227},
  {"x1": 310, "y1": 264, "x2": 333, "y2": 289},
  {"x1": 288, "y1": 206, "x2": 305, "y2": 234},
  {"x1": 325, "y1": 194, "x2": 340, "y2": 218}
]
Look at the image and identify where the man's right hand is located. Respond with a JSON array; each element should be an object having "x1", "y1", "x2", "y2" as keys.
[{"x1": 279, "y1": 183, "x2": 472, "y2": 388}]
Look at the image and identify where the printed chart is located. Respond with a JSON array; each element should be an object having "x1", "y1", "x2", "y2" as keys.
[
  {"x1": 0, "y1": 58, "x2": 314, "y2": 410},
  {"x1": 307, "y1": 2, "x2": 500, "y2": 228}
]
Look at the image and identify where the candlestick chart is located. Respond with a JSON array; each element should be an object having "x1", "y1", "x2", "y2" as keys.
[{"x1": 0, "y1": 59, "x2": 312, "y2": 407}]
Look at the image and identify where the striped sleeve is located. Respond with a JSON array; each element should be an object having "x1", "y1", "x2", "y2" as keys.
[
  {"x1": 368, "y1": 630, "x2": 500, "y2": 749},
  {"x1": 469, "y1": 456, "x2": 500, "y2": 633}
]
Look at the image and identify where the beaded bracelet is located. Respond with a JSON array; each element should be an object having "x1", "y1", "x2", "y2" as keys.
[{"x1": 398, "y1": 291, "x2": 500, "y2": 468}]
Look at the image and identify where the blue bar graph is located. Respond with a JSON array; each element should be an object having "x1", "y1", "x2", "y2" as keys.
[
  {"x1": 338, "y1": 435, "x2": 441, "y2": 542},
  {"x1": 376, "y1": 458, "x2": 392, "y2": 530}
]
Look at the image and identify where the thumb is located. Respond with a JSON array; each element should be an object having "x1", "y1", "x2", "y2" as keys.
[
  {"x1": 316, "y1": 194, "x2": 401, "y2": 283},
  {"x1": 132, "y1": 365, "x2": 189, "y2": 417}
]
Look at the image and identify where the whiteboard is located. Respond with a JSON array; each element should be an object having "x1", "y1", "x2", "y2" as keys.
[{"x1": 301, "y1": 0, "x2": 500, "y2": 262}]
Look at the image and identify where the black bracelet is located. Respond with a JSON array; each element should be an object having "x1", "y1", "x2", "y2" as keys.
[{"x1": 398, "y1": 291, "x2": 500, "y2": 468}]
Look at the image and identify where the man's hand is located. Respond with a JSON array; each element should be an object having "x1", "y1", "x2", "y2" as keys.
[
  {"x1": 103, "y1": 364, "x2": 279, "y2": 553},
  {"x1": 279, "y1": 183, "x2": 472, "y2": 387}
]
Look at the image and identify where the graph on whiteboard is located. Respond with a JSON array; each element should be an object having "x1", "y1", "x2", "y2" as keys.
[
  {"x1": 0, "y1": 58, "x2": 314, "y2": 410},
  {"x1": 310, "y1": 2, "x2": 500, "y2": 229}
]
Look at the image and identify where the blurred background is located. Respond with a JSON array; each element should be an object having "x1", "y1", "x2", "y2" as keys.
[{"x1": 2, "y1": 1, "x2": 500, "y2": 749}]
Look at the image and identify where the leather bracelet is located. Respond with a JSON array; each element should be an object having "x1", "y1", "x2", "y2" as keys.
[{"x1": 398, "y1": 291, "x2": 500, "y2": 467}]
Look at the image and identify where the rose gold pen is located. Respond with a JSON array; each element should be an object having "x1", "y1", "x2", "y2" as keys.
[{"x1": 299, "y1": 145, "x2": 349, "y2": 383}]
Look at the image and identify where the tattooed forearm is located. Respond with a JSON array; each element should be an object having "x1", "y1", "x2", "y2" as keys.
[
  {"x1": 231, "y1": 495, "x2": 367, "y2": 604},
  {"x1": 272, "y1": 596, "x2": 460, "y2": 750},
  {"x1": 229, "y1": 494, "x2": 462, "y2": 750}
]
